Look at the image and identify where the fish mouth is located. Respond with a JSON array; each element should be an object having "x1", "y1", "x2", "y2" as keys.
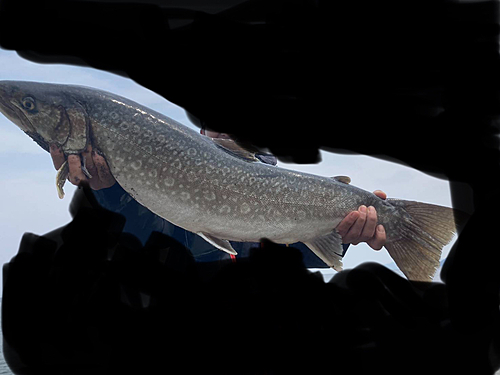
[{"x1": 0, "y1": 85, "x2": 35, "y2": 133}]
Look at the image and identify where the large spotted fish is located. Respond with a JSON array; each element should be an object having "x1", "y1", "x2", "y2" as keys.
[{"x1": 0, "y1": 81, "x2": 465, "y2": 281}]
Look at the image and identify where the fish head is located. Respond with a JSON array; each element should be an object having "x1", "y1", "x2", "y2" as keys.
[{"x1": 0, "y1": 80, "x2": 74, "y2": 152}]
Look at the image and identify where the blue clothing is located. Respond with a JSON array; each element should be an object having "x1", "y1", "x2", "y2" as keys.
[{"x1": 92, "y1": 155, "x2": 349, "y2": 268}]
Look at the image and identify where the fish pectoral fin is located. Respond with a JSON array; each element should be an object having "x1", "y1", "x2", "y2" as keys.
[
  {"x1": 210, "y1": 138, "x2": 259, "y2": 162},
  {"x1": 56, "y1": 160, "x2": 70, "y2": 199},
  {"x1": 197, "y1": 232, "x2": 238, "y2": 255},
  {"x1": 331, "y1": 175, "x2": 351, "y2": 184},
  {"x1": 304, "y1": 231, "x2": 344, "y2": 271}
]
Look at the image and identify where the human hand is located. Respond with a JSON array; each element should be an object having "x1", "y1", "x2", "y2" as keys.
[
  {"x1": 50, "y1": 144, "x2": 116, "y2": 190},
  {"x1": 335, "y1": 190, "x2": 387, "y2": 250}
]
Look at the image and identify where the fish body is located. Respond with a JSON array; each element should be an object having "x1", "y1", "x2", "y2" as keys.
[{"x1": 0, "y1": 81, "x2": 463, "y2": 281}]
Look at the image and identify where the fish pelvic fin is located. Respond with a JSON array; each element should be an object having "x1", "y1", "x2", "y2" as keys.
[
  {"x1": 197, "y1": 232, "x2": 238, "y2": 255},
  {"x1": 303, "y1": 231, "x2": 344, "y2": 271},
  {"x1": 56, "y1": 160, "x2": 69, "y2": 199},
  {"x1": 385, "y1": 199, "x2": 469, "y2": 282}
]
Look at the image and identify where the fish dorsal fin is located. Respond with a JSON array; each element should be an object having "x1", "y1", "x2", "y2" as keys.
[
  {"x1": 210, "y1": 137, "x2": 259, "y2": 162},
  {"x1": 332, "y1": 175, "x2": 351, "y2": 184},
  {"x1": 303, "y1": 231, "x2": 344, "y2": 271},
  {"x1": 197, "y1": 232, "x2": 238, "y2": 255}
]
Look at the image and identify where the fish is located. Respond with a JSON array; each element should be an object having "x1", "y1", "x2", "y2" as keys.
[{"x1": 0, "y1": 80, "x2": 466, "y2": 281}]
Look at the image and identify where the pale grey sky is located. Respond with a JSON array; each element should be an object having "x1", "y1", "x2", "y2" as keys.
[{"x1": 0, "y1": 48, "x2": 457, "y2": 291}]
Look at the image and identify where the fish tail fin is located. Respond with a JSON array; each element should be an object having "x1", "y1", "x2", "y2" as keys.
[{"x1": 385, "y1": 199, "x2": 468, "y2": 282}]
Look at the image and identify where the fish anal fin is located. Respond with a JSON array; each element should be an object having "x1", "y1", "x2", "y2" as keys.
[
  {"x1": 332, "y1": 175, "x2": 351, "y2": 184},
  {"x1": 303, "y1": 231, "x2": 344, "y2": 271},
  {"x1": 210, "y1": 138, "x2": 259, "y2": 162},
  {"x1": 198, "y1": 232, "x2": 238, "y2": 255}
]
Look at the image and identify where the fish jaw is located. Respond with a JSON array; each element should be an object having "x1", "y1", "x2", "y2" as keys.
[{"x1": 0, "y1": 81, "x2": 76, "y2": 151}]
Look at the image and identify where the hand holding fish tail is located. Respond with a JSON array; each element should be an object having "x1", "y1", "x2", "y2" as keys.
[
  {"x1": 50, "y1": 143, "x2": 116, "y2": 191},
  {"x1": 336, "y1": 190, "x2": 387, "y2": 250}
]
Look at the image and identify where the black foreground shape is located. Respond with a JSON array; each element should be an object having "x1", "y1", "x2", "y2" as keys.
[
  {"x1": 0, "y1": 0, "x2": 499, "y2": 373},
  {"x1": 1, "y1": 188, "x2": 498, "y2": 375}
]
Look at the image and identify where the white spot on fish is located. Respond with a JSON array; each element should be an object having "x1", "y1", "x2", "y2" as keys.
[
  {"x1": 180, "y1": 192, "x2": 190, "y2": 201},
  {"x1": 204, "y1": 191, "x2": 216, "y2": 201},
  {"x1": 149, "y1": 170, "x2": 158, "y2": 178},
  {"x1": 131, "y1": 160, "x2": 142, "y2": 170},
  {"x1": 219, "y1": 205, "x2": 231, "y2": 213},
  {"x1": 164, "y1": 177, "x2": 175, "y2": 187},
  {"x1": 240, "y1": 203, "x2": 251, "y2": 214},
  {"x1": 172, "y1": 159, "x2": 181, "y2": 169},
  {"x1": 187, "y1": 148, "x2": 197, "y2": 156}
]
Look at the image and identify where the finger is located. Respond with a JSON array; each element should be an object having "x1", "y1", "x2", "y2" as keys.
[
  {"x1": 67, "y1": 154, "x2": 87, "y2": 186},
  {"x1": 359, "y1": 206, "x2": 378, "y2": 242},
  {"x1": 50, "y1": 144, "x2": 65, "y2": 170},
  {"x1": 92, "y1": 150, "x2": 116, "y2": 189},
  {"x1": 373, "y1": 190, "x2": 387, "y2": 200},
  {"x1": 81, "y1": 146, "x2": 100, "y2": 189},
  {"x1": 342, "y1": 205, "x2": 368, "y2": 244},
  {"x1": 368, "y1": 225, "x2": 386, "y2": 250},
  {"x1": 335, "y1": 211, "x2": 360, "y2": 237}
]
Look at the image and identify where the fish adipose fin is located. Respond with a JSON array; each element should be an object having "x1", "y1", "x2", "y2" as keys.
[
  {"x1": 303, "y1": 231, "x2": 344, "y2": 271},
  {"x1": 197, "y1": 232, "x2": 238, "y2": 255},
  {"x1": 385, "y1": 199, "x2": 468, "y2": 282}
]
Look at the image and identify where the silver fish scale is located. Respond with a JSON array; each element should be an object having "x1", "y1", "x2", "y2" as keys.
[
  {"x1": 86, "y1": 96, "x2": 392, "y2": 243},
  {"x1": 0, "y1": 80, "x2": 463, "y2": 280}
]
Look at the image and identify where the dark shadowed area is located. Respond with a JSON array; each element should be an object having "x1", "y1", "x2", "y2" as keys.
[{"x1": 0, "y1": 0, "x2": 499, "y2": 374}]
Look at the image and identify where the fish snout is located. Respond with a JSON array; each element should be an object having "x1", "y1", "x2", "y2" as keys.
[{"x1": 0, "y1": 81, "x2": 35, "y2": 133}]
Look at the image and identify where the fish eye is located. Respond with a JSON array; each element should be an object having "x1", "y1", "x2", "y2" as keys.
[{"x1": 21, "y1": 96, "x2": 36, "y2": 112}]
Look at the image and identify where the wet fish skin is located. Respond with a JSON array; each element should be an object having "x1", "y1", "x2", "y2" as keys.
[{"x1": 0, "y1": 81, "x2": 463, "y2": 281}]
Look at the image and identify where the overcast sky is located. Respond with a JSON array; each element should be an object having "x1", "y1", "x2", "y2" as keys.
[{"x1": 0, "y1": 48, "x2": 459, "y2": 291}]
